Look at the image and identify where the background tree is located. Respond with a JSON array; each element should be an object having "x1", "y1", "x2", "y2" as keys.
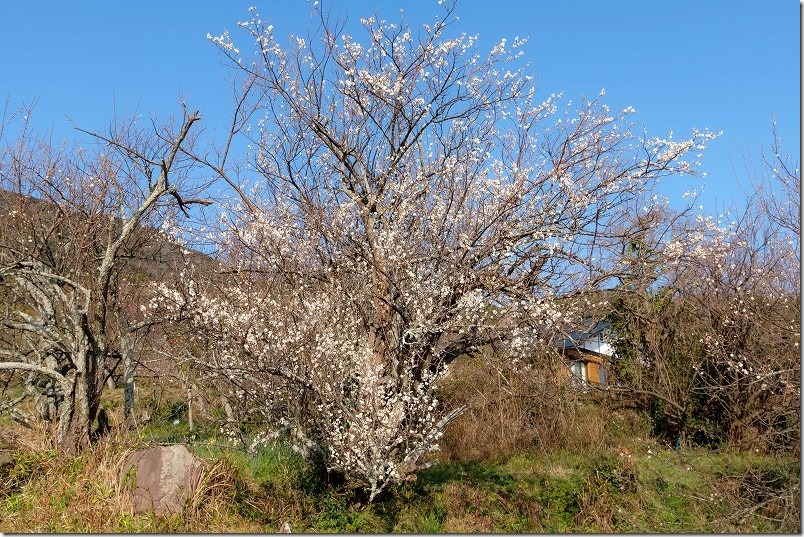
[
  {"x1": 0, "y1": 101, "x2": 207, "y2": 453},
  {"x1": 608, "y1": 128, "x2": 800, "y2": 451},
  {"x1": 747, "y1": 119, "x2": 799, "y2": 250},
  {"x1": 605, "y1": 207, "x2": 711, "y2": 445},
  {"x1": 688, "y1": 182, "x2": 800, "y2": 450}
]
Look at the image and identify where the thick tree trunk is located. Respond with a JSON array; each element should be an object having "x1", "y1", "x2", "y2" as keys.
[
  {"x1": 55, "y1": 343, "x2": 102, "y2": 454},
  {"x1": 56, "y1": 372, "x2": 92, "y2": 455},
  {"x1": 369, "y1": 268, "x2": 392, "y2": 369}
]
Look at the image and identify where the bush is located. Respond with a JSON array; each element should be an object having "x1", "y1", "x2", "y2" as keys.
[{"x1": 437, "y1": 347, "x2": 608, "y2": 462}]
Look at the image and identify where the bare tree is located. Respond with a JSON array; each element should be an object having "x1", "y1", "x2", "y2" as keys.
[
  {"x1": 0, "y1": 101, "x2": 206, "y2": 453},
  {"x1": 746, "y1": 118, "x2": 800, "y2": 249},
  {"x1": 174, "y1": 2, "x2": 716, "y2": 499}
]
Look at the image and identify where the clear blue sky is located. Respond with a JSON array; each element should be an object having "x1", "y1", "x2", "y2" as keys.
[{"x1": 0, "y1": 0, "x2": 799, "y2": 214}]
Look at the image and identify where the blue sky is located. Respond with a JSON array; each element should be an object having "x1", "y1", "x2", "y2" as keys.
[{"x1": 0, "y1": 0, "x2": 799, "y2": 214}]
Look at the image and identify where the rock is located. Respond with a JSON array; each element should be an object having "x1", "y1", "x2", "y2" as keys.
[
  {"x1": 0, "y1": 452, "x2": 14, "y2": 476},
  {"x1": 278, "y1": 521, "x2": 292, "y2": 533},
  {"x1": 121, "y1": 444, "x2": 204, "y2": 515}
]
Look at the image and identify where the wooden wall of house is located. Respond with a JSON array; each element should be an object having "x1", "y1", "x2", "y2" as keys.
[{"x1": 587, "y1": 361, "x2": 600, "y2": 386}]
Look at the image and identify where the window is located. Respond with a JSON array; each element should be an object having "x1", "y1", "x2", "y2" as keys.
[{"x1": 569, "y1": 360, "x2": 586, "y2": 382}]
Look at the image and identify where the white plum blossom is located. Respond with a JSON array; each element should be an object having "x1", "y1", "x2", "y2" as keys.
[{"x1": 194, "y1": 1, "x2": 722, "y2": 499}]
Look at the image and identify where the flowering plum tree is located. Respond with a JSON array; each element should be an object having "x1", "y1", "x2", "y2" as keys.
[
  {"x1": 688, "y1": 132, "x2": 800, "y2": 449},
  {"x1": 0, "y1": 103, "x2": 206, "y2": 454},
  {"x1": 608, "y1": 129, "x2": 800, "y2": 450},
  {"x1": 188, "y1": 2, "x2": 716, "y2": 499}
]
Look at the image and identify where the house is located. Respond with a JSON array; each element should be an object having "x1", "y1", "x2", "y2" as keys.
[{"x1": 557, "y1": 320, "x2": 613, "y2": 387}]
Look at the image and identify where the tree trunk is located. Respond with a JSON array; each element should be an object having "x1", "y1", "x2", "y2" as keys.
[
  {"x1": 221, "y1": 394, "x2": 235, "y2": 424},
  {"x1": 123, "y1": 341, "x2": 135, "y2": 420},
  {"x1": 55, "y1": 342, "x2": 102, "y2": 454},
  {"x1": 368, "y1": 260, "x2": 392, "y2": 370},
  {"x1": 56, "y1": 372, "x2": 92, "y2": 455},
  {"x1": 187, "y1": 382, "x2": 194, "y2": 432}
]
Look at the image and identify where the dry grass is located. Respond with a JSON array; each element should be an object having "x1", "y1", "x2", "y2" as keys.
[
  {"x1": 438, "y1": 349, "x2": 609, "y2": 462},
  {"x1": 0, "y1": 423, "x2": 264, "y2": 533},
  {"x1": 2, "y1": 425, "x2": 137, "y2": 532},
  {"x1": 440, "y1": 482, "x2": 512, "y2": 533}
]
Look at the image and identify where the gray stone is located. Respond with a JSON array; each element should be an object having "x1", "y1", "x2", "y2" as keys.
[
  {"x1": 120, "y1": 444, "x2": 204, "y2": 515},
  {"x1": 0, "y1": 452, "x2": 14, "y2": 475}
]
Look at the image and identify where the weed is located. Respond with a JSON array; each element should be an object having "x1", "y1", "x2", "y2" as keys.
[
  {"x1": 308, "y1": 491, "x2": 383, "y2": 533},
  {"x1": 414, "y1": 505, "x2": 447, "y2": 533}
]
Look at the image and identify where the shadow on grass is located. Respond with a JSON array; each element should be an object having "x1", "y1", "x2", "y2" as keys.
[{"x1": 414, "y1": 459, "x2": 517, "y2": 492}]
